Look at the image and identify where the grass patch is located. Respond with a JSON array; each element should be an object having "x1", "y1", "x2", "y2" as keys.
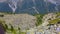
[
  {"x1": 20, "y1": 32, "x2": 26, "y2": 34},
  {"x1": 55, "y1": 12, "x2": 60, "y2": 17},
  {"x1": 49, "y1": 18, "x2": 60, "y2": 24}
]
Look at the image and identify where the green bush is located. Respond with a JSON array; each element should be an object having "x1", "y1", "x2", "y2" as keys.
[{"x1": 35, "y1": 14, "x2": 43, "y2": 26}]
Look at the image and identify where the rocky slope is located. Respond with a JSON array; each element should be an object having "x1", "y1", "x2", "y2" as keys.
[{"x1": 0, "y1": 14, "x2": 36, "y2": 30}]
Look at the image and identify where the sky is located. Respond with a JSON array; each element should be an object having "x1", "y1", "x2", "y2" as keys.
[
  {"x1": 44, "y1": 0, "x2": 60, "y2": 5},
  {"x1": 0, "y1": 0, "x2": 7, "y2": 2},
  {"x1": 0, "y1": 0, "x2": 23, "y2": 2},
  {"x1": 0, "y1": 0, "x2": 60, "y2": 5}
]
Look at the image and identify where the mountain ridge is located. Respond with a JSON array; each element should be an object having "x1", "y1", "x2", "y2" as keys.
[{"x1": 0, "y1": 0, "x2": 60, "y2": 15}]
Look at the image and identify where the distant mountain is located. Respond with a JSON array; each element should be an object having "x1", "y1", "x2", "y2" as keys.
[
  {"x1": 0, "y1": 2, "x2": 12, "y2": 13},
  {"x1": 0, "y1": 0, "x2": 60, "y2": 15}
]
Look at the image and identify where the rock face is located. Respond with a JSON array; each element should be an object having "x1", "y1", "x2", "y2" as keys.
[
  {"x1": 2, "y1": 14, "x2": 36, "y2": 30},
  {"x1": 42, "y1": 13, "x2": 56, "y2": 26}
]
